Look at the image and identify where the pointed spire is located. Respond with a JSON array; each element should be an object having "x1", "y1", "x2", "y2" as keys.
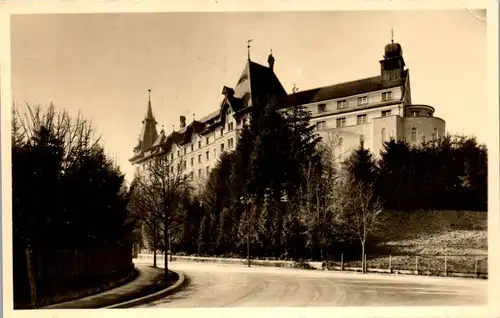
[
  {"x1": 391, "y1": 27, "x2": 394, "y2": 44},
  {"x1": 146, "y1": 89, "x2": 154, "y2": 120}
]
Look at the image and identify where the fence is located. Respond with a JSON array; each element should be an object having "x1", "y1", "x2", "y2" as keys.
[
  {"x1": 327, "y1": 254, "x2": 488, "y2": 277},
  {"x1": 14, "y1": 244, "x2": 134, "y2": 307},
  {"x1": 35, "y1": 244, "x2": 134, "y2": 281},
  {"x1": 136, "y1": 252, "x2": 488, "y2": 278}
]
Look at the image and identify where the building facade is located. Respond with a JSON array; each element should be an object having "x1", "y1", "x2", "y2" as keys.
[{"x1": 130, "y1": 40, "x2": 446, "y2": 185}]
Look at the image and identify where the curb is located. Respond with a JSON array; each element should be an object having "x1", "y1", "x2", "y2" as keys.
[{"x1": 104, "y1": 270, "x2": 187, "y2": 309}]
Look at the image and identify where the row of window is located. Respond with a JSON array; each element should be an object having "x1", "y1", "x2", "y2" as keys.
[
  {"x1": 188, "y1": 166, "x2": 211, "y2": 180},
  {"x1": 178, "y1": 138, "x2": 235, "y2": 169},
  {"x1": 410, "y1": 127, "x2": 439, "y2": 142},
  {"x1": 316, "y1": 91, "x2": 393, "y2": 113},
  {"x1": 316, "y1": 109, "x2": 392, "y2": 130},
  {"x1": 172, "y1": 122, "x2": 237, "y2": 159}
]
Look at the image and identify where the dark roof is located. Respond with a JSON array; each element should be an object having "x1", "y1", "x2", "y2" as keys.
[
  {"x1": 248, "y1": 61, "x2": 287, "y2": 105},
  {"x1": 130, "y1": 60, "x2": 288, "y2": 163},
  {"x1": 285, "y1": 70, "x2": 408, "y2": 106}
]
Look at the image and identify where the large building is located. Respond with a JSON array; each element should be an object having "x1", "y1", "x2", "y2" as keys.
[{"x1": 130, "y1": 39, "x2": 446, "y2": 184}]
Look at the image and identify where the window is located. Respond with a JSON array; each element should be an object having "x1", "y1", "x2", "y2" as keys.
[
  {"x1": 220, "y1": 143, "x2": 225, "y2": 152},
  {"x1": 198, "y1": 154, "x2": 202, "y2": 163},
  {"x1": 171, "y1": 154, "x2": 174, "y2": 161},
  {"x1": 198, "y1": 141, "x2": 202, "y2": 149},
  {"x1": 206, "y1": 137, "x2": 210, "y2": 145},
  {"x1": 432, "y1": 128, "x2": 438, "y2": 139},
  {"x1": 381, "y1": 128, "x2": 386, "y2": 142},
  {"x1": 357, "y1": 114, "x2": 367, "y2": 125},
  {"x1": 357, "y1": 96, "x2": 368, "y2": 105},
  {"x1": 177, "y1": 163, "x2": 181, "y2": 171},
  {"x1": 198, "y1": 169, "x2": 202, "y2": 177},
  {"x1": 184, "y1": 148, "x2": 187, "y2": 155},
  {"x1": 190, "y1": 157, "x2": 194, "y2": 166},
  {"x1": 381, "y1": 110, "x2": 391, "y2": 117},
  {"x1": 183, "y1": 160, "x2": 187, "y2": 169},
  {"x1": 316, "y1": 121, "x2": 326, "y2": 130},
  {"x1": 191, "y1": 144, "x2": 194, "y2": 152},
  {"x1": 411, "y1": 111, "x2": 419, "y2": 117},
  {"x1": 221, "y1": 128, "x2": 224, "y2": 136},
  {"x1": 336, "y1": 117, "x2": 346, "y2": 128},
  {"x1": 206, "y1": 151, "x2": 210, "y2": 160},
  {"x1": 411, "y1": 127, "x2": 417, "y2": 142},
  {"x1": 177, "y1": 150, "x2": 180, "y2": 157},
  {"x1": 190, "y1": 171, "x2": 194, "y2": 180},
  {"x1": 228, "y1": 138, "x2": 234, "y2": 148},
  {"x1": 337, "y1": 100, "x2": 347, "y2": 109},
  {"x1": 382, "y1": 92, "x2": 392, "y2": 101},
  {"x1": 227, "y1": 122, "x2": 234, "y2": 131},
  {"x1": 317, "y1": 104, "x2": 326, "y2": 113},
  {"x1": 206, "y1": 166, "x2": 210, "y2": 175}
]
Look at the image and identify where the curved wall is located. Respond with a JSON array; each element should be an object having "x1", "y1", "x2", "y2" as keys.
[{"x1": 403, "y1": 116, "x2": 446, "y2": 145}]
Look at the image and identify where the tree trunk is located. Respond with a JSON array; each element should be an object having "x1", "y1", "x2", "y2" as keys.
[
  {"x1": 153, "y1": 224, "x2": 157, "y2": 268},
  {"x1": 169, "y1": 233, "x2": 172, "y2": 262},
  {"x1": 361, "y1": 242, "x2": 366, "y2": 273},
  {"x1": 25, "y1": 246, "x2": 38, "y2": 309},
  {"x1": 164, "y1": 225, "x2": 169, "y2": 278}
]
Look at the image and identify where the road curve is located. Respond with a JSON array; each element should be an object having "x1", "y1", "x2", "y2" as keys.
[{"x1": 133, "y1": 259, "x2": 487, "y2": 308}]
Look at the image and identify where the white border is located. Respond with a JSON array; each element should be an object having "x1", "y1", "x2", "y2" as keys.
[{"x1": 1, "y1": 1, "x2": 497, "y2": 318}]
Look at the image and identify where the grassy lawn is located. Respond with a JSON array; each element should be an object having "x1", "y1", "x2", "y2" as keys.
[{"x1": 329, "y1": 210, "x2": 489, "y2": 274}]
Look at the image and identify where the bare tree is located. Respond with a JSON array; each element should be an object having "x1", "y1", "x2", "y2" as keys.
[
  {"x1": 334, "y1": 176, "x2": 384, "y2": 273},
  {"x1": 12, "y1": 103, "x2": 103, "y2": 308},
  {"x1": 130, "y1": 154, "x2": 191, "y2": 277}
]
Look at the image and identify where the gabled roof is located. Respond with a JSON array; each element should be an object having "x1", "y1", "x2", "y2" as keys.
[
  {"x1": 285, "y1": 70, "x2": 408, "y2": 106},
  {"x1": 131, "y1": 58, "x2": 288, "y2": 164}
]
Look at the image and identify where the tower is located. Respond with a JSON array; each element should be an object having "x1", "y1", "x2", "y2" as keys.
[
  {"x1": 379, "y1": 29, "x2": 406, "y2": 81},
  {"x1": 136, "y1": 89, "x2": 158, "y2": 153}
]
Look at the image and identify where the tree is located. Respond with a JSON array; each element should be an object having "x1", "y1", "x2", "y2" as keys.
[
  {"x1": 334, "y1": 178, "x2": 384, "y2": 273},
  {"x1": 12, "y1": 103, "x2": 131, "y2": 308},
  {"x1": 131, "y1": 154, "x2": 191, "y2": 277}
]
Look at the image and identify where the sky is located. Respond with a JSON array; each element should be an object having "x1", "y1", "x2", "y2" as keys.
[{"x1": 10, "y1": 10, "x2": 487, "y2": 184}]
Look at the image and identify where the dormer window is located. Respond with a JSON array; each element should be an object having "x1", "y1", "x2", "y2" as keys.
[{"x1": 317, "y1": 104, "x2": 326, "y2": 113}]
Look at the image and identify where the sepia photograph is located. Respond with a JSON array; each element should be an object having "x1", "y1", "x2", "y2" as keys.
[{"x1": 4, "y1": 3, "x2": 495, "y2": 316}]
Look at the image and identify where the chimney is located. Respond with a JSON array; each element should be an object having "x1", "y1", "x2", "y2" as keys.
[
  {"x1": 268, "y1": 52, "x2": 275, "y2": 71},
  {"x1": 180, "y1": 116, "x2": 186, "y2": 128}
]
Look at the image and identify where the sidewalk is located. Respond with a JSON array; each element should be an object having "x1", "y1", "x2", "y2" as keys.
[{"x1": 43, "y1": 264, "x2": 164, "y2": 309}]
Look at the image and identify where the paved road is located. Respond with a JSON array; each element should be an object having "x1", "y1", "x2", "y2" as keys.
[{"x1": 133, "y1": 259, "x2": 487, "y2": 307}]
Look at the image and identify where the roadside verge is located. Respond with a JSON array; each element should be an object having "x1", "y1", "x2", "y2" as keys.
[
  {"x1": 43, "y1": 265, "x2": 186, "y2": 309},
  {"x1": 105, "y1": 270, "x2": 187, "y2": 308}
]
